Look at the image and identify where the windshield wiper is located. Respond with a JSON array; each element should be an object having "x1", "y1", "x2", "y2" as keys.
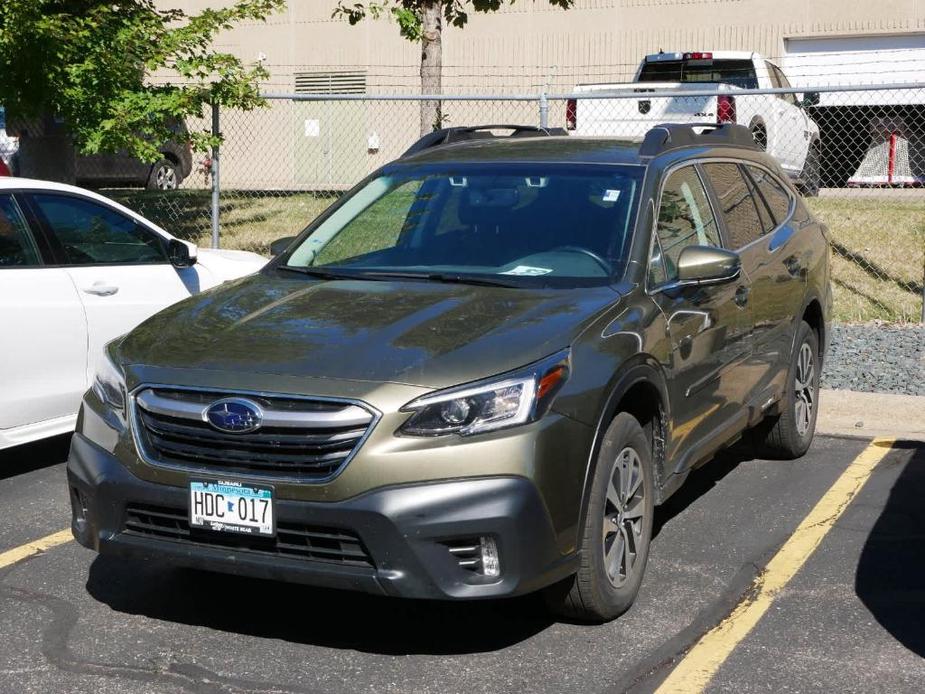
[
  {"x1": 277, "y1": 265, "x2": 360, "y2": 281},
  {"x1": 354, "y1": 270, "x2": 519, "y2": 288}
]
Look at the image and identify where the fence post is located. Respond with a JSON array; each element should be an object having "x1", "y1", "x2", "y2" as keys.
[
  {"x1": 539, "y1": 90, "x2": 549, "y2": 129},
  {"x1": 210, "y1": 101, "x2": 220, "y2": 250}
]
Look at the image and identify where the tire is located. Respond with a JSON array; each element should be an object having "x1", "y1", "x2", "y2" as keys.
[
  {"x1": 545, "y1": 412, "x2": 655, "y2": 623},
  {"x1": 800, "y1": 144, "x2": 821, "y2": 197},
  {"x1": 753, "y1": 321, "x2": 820, "y2": 459},
  {"x1": 751, "y1": 125, "x2": 768, "y2": 151},
  {"x1": 147, "y1": 159, "x2": 180, "y2": 190}
]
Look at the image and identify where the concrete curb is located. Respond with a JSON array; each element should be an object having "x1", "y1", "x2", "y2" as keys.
[{"x1": 817, "y1": 388, "x2": 925, "y2": 442}]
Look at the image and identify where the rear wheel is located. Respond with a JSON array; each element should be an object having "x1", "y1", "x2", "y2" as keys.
[
  {"x1": 545, "y1": 412, "x2": 654, "y2": 623},
  {"x1": 751, "y1": 124, "x2": 768, "y2": 151},
  {"x1": 753, "y1": 321, "x2": 820, "y2": 458},
  {"x1": 147, "y1": 159, "x2": 179, "y2": 190}
]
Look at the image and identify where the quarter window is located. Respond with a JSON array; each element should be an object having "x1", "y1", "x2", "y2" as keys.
[
  {"x1": 29, "y1": 194, "x2": 167, "y2": 265},
  {"x1": 701, "y1": 162, "x2": 766, "y2": 249},
  {"x1": 745, "y1": 165, "x2": 793, "y2": 226},
  {"x1": 0, "y1": 195, "x2": 41, "y2": 268},
  {"x1": 651, "y1": 166, "x2": 721, "y2": 284}
]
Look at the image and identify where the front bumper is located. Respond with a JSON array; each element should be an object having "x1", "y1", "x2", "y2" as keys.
[{"x1": 67, "y1": 433, "x2": 577, "y2": 600}]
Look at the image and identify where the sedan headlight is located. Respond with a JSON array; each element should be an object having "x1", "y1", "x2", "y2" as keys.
[
  {"x1": 91, "y1": 341, "x2": 126, "y2": 414},
  {"x1": 399, "y1": 350, "x2": 570, "y2": 437}
]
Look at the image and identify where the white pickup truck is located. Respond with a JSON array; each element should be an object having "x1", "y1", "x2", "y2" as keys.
[{"x1": 567, "y1": 51, "x2": 822, "y2": 193}]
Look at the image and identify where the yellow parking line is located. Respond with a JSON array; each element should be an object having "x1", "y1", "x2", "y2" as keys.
[
  {"x1": 655, "y1": 437, "x2": 896, "y2": 694},
  {"x1": 0, "y1": 529, "x2": 73, "y2": 570}
]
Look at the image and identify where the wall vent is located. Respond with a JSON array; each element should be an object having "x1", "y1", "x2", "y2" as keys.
[{"x1": 294, "y1": 71, "x2": 367, "y2": 95}]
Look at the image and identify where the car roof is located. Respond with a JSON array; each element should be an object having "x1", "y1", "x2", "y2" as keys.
[{"x1": 396, "y1": 136, "x2": 647, "y2": 167}]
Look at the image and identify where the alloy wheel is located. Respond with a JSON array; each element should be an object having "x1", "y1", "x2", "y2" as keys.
[
  {"x1": 156, "y1": 165, "x2": 178, "y2": 190},
  {"x1": 602, "y1": 446, "x2": 646, "y2": 588},
  {"x1": 794, "y1": 342, "x2": 816, "y2": 437}
]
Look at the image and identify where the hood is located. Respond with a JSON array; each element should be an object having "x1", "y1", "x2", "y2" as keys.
[
  {"x1": 194, "y1": 248, "x2": 268, "y2": 284},
  {"x1": 119, "y1": 273, "x2": 620, "y2": 389}
]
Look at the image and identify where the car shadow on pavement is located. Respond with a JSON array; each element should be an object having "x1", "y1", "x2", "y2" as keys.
[
  {"x1": 652, "y1": 438, "x2": 757, "y2": 539},
  {"x1": 86, "y1": 555, "x2": 553, "y2": 655},
  {"x1": 0, "y1": 433, "x2": 72, "y2": 481},
  {"x1": 855, "y1": 440, "x2": 925, "y2": 657}
]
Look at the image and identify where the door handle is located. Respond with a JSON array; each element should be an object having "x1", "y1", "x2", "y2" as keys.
[
  {"x1": 83, "y1": 283, "x2": 119, "y2": 296},
  {"x1": 734, "y1": 285, "x2": 750, "y2": 307}
]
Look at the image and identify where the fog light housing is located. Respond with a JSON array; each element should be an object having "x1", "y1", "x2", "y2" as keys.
[{"x1": 479, "y1": 535, "x2": 501, "y2": 578}]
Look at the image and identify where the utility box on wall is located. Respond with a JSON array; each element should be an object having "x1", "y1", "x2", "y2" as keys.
[{"x1": 293, "y1": 71, "x2": 368, "y2": 191}]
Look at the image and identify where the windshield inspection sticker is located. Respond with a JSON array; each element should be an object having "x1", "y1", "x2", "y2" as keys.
[
  {"x1": 602, "y1": 189, "x2": 621, "y2": 202},
  {"x1": 501, "y1": 265, "x2": 554, "y2": 276}
]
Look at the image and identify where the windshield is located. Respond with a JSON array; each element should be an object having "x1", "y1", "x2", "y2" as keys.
[
  {"x1": 638, "y1": 59, "x2": 758, "y2": 89},
  {"x1": 283, "y1": 163, "x2": 643, "y2": 288}
]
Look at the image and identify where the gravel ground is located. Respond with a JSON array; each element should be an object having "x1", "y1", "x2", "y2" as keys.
[{"x1": 821, "y1": 323, "x2": 925, "y2": 396}]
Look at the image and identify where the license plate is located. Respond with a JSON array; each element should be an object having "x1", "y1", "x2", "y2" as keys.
[{"x1": 189, "y1": 480, "x2": 275, "y2": 536}]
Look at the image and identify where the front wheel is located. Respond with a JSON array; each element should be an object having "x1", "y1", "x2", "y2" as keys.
[
  {"x1": 545, "y1": 412, "x2": 655, "y2": 623},
  {"x1": 800, "y1": 144, "x2": 821, "y2": 197},
  {"x1": 147, "y1": 159, "x2": 180, "y2": 190},
  {"x1": 753, "y1": 320, "x2": 820, "y2": 458}
]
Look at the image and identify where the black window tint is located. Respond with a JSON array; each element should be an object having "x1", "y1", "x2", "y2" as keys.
[
  {"x1": 0, "y1": 195, "x2": 41, "y2": 268},
  {"x1": 702, "y1": 163, "x2": 765, "y2": 249},
  {"x1": 30, "y1": 194, "x2": 167, "y2": 265},
  {"x1": 653, "y1": 166, "x2": 721, "y2": 283},
  {"x1": 741, "y1": 168, "x2": 775, "y2": 234},
  {"x1": 746, "y1": 165, "x2": 792, "y2": 226}
]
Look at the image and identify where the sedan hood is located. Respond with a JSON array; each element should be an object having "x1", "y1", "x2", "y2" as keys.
[{"x1": 119, "y1": 273, "x2": 620, "y2": 388}]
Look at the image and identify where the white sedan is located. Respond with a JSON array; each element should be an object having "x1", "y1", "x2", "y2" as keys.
[{"x1": 0, "y1": 177, "x2": 267, "y2": 450}]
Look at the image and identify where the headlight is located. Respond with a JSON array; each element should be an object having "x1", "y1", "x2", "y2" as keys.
[
  {"x1": 91, "y1": 341, "x2": 126, "y2": 414},
  {"x1": 399, "y1": 350, "x2": 570, "y2": 437}
]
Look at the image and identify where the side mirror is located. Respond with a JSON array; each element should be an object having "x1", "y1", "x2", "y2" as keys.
[
  {"x1": 677, "y1": 245, "x2": 740, "y2": 284},
  {"x1": 167, "y1": 239, "x2": 196, "y2": 268},
  {"x1": 270, "y1": 236, "x2": 296, "y2": 256},
  {"x1": 802, "y1": 91, "x2": 820, "y2": 108}
]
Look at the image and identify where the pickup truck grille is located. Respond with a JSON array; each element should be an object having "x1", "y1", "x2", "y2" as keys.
[
  {"x1": 123, "y1": 503, "x2": 374, "y2": 567},
  {"x1": 132, "y1": 387, "x2": 376, "y2": 481}
]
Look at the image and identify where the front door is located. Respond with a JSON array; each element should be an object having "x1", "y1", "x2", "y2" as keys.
[
  {"x1": 647, "y1": 165, "x2": 753, "y2": 466},
  {"x1": 23, "y1": 192, "x2": 192, "y2": 381}
]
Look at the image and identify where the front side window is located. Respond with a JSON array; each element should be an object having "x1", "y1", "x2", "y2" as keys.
[
  {"x1": 0, "y1": 194, "x2": 41, "y2": 268},
  {"x1": 701, "y1": 162, "x2": 766, "y2": 249},
  {"x1": 286, "y1": 164, "x2": 644, "y2": 287},
  {"x1": 29, "y1": 194, "x2": 167, "y2": 265},
  {"x1": 649, "y1": 165, "x2": 721, "y2": 285}
]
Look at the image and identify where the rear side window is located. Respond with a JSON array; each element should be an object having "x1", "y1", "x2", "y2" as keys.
[
  {"x1": 650, "y1": 165, "x2": 721, "y2": 284},
  {"x1": 701, "y1": 163, "x2": 765, "y2": 249},
  {"x1": 745, "y1": 165, "x2": 793, "y2": 226},
  {"x1": 29, "y1": 194, "x2": 167, "y2": 265},
  {"x1": 0, "y1": 195, "x2": 41, "y2": 268}
]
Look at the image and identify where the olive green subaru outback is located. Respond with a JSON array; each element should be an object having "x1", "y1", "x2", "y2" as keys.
[{"x1": 68, "y1": 123, "x2": 831, "y2": 622}]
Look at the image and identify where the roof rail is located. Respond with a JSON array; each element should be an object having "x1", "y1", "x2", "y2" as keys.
[
  {"x1": 401, "y1": 124, "x2": 568, "y2": 158},
  {"x1": 639, "y1": 123, "x2": 758, "y2": 158}
]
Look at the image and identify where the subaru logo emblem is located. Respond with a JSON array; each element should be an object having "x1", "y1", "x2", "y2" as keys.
[{"x1": 204, "y1": 398, "x2": 263, "y2": 434}]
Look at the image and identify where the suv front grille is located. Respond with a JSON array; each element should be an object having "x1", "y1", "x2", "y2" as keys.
[
  {"x1": 123, "y1": 503, "x2": 374, "y2": 567},
  {"x1": 132, "y1": 387, "x2": 376, "y2": 481}
]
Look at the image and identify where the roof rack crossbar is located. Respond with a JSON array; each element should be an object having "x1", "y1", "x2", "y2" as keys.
[
  {"x1": 639, "y1": 122, "x2": 758, "y2": 157},
  {"x1": 401, "y1": 124, "x2": 567, "y2": 158}
]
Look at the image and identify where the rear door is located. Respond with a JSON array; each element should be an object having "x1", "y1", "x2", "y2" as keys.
[
  {"x1": 23, "y1": 192, "x2": 194, "y2": 381},
  {"x1": 647, "y1": 164, "x2": 753, "y2": 463},
  {"x1": 700, "y1": 161, "x2": 799, "y2": 409},
  {"x1": 0, "y1": 193, "x2": 89, "y2": 431}
]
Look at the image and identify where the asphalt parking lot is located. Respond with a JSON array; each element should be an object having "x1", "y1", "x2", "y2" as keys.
[{"x1": 1, "y1": 434, "x2": 922, "y2": 694}]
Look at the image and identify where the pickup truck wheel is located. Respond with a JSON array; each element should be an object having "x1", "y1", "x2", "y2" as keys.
[
  {"x1": 545, "y1": 412, "x2": 654, "y2": 623},
  {"x1": 753, "y1": 321, "x2": 820, "y2": 459},
  {"x1": 800, "y1": 144, "x2": 821, "y2": 197},
  {"x1": 751, "y1": 125, "x2": 767, "y2": 151}
]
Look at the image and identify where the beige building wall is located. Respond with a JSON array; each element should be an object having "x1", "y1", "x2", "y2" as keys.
[{"x1": 168, "y1": 0, "x2": 925, "y2": 92}]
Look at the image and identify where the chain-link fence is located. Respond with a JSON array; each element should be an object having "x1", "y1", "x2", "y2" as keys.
[{"x1": 89, "y1": 84, "x2": 924, "y2": 323}]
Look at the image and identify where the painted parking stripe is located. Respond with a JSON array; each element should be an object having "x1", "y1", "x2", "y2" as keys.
[
  {"x1": 0, "y1": 529, "x2": 72, "y2": 570},
  {"x1": 654, "y1": 437, "x2": 896, "y2": 694}
]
